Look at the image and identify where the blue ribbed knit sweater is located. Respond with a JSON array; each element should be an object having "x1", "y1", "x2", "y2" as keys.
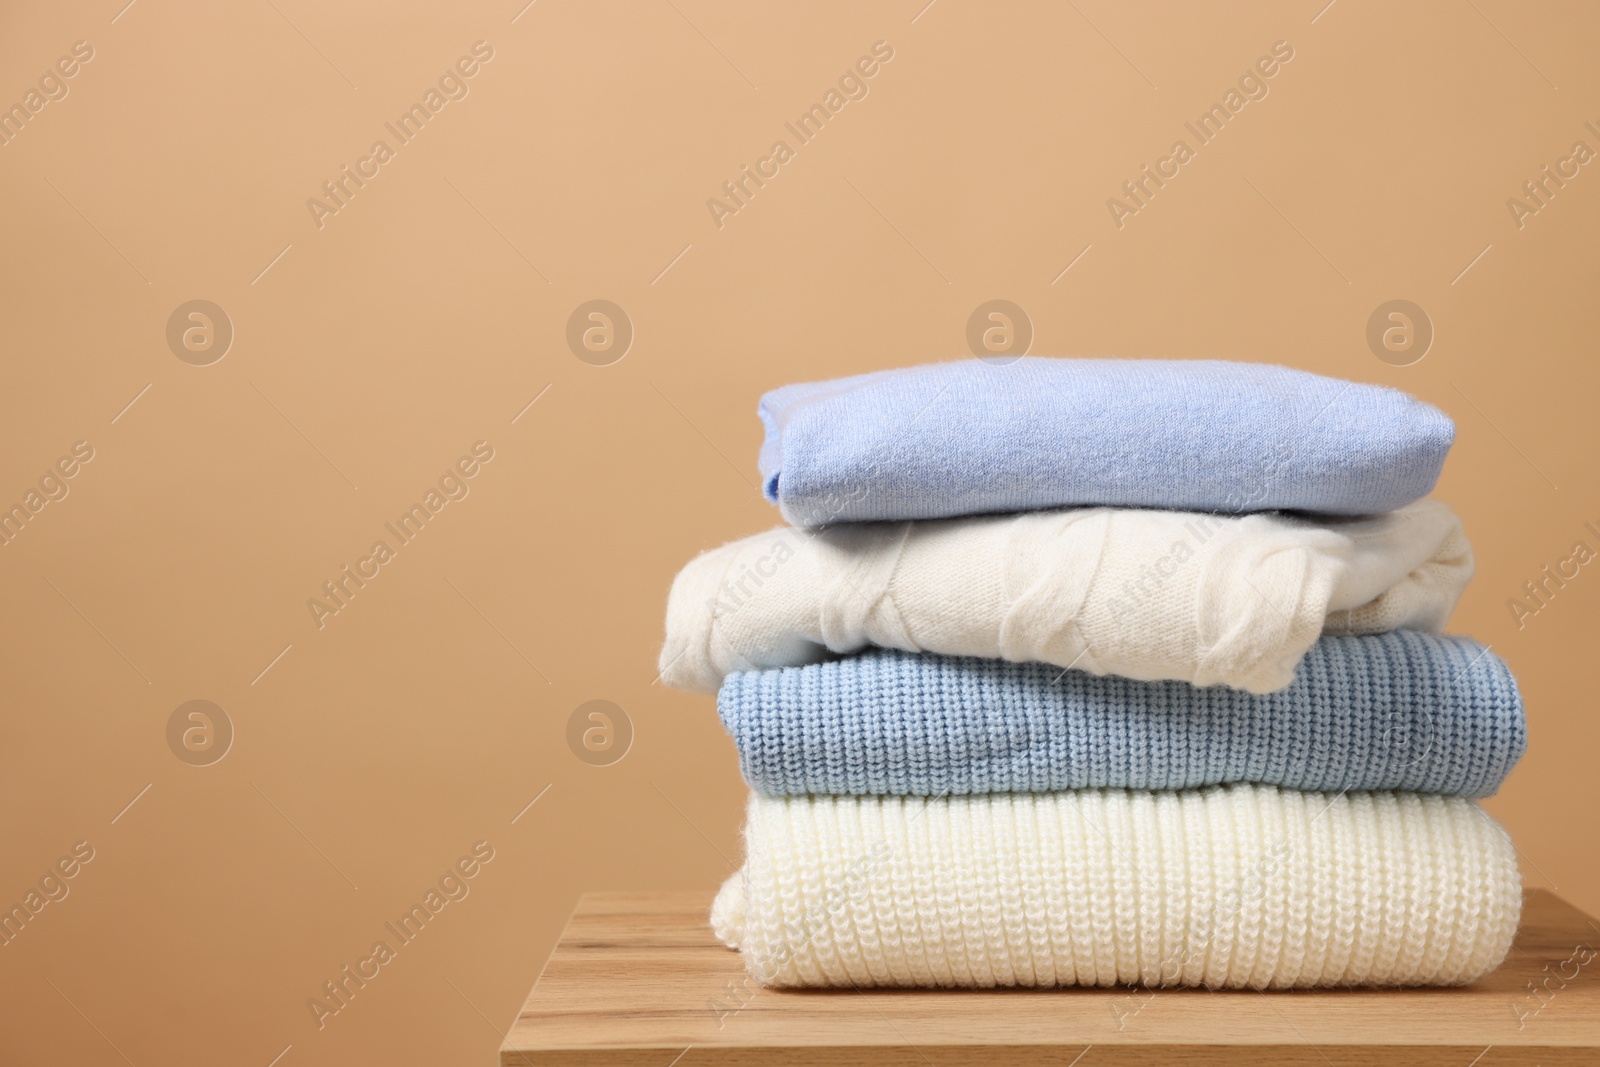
[{"x1": 718, "y1": 631, "x2": 1524, "y2": 798}]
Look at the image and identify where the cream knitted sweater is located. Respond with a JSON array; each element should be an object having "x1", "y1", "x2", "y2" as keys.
[
  {"x1": 662, "y1": 500, "x2": 1472, "y2": 694},
  {"x1": 712, "y1": 785, "x2": 1521, "y2": 989}
]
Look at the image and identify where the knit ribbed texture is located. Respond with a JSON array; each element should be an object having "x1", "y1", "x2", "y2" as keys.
[
  {"x1": 719, "y1": 632, "x2": 1525, "y2": 799},
  {"x1": 661, "y1": 500, "x2": 1472, "y2": 694},
  {"x1": 759, "y1": 358, "x2": 1455, "y2": 525},
  {"x1": 714, "y1": 785, "x2": 1522, "y2": 989}
]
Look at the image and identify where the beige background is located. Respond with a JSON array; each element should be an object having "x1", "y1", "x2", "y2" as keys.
[{"x1": 1, "y1": 1, "x2": 1597, "y2": 1063}]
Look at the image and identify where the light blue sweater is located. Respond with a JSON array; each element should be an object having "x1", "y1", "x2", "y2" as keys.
[
  {"x1": 759, "y1": 358, "x2": 1455, "y2": 525},
  {"x1": 718, "y1": 631, "x2": 1524, "y2": 798}
]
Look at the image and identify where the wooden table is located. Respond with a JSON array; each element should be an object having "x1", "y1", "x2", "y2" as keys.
[{"x1": 502, "y1": 889, "x2": 1600, "y2": 1066}]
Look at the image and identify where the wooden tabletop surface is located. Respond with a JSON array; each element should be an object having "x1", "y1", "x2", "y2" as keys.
[{"x1": 501, "y1": 888, "x2": 1600, "y2": 1066}]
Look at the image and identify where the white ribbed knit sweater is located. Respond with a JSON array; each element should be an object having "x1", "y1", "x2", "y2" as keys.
[
  {"x1": 660, "y1": 500, "x2": 1472, "y2": 694},
  {"x1": 712, "y1": 785, "x2": 1521, "y2": 989}
]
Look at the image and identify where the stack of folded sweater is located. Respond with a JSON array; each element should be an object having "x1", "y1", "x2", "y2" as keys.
[{"x1": 658, "y1": 358, "x2": 1527, "y2": 990}]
